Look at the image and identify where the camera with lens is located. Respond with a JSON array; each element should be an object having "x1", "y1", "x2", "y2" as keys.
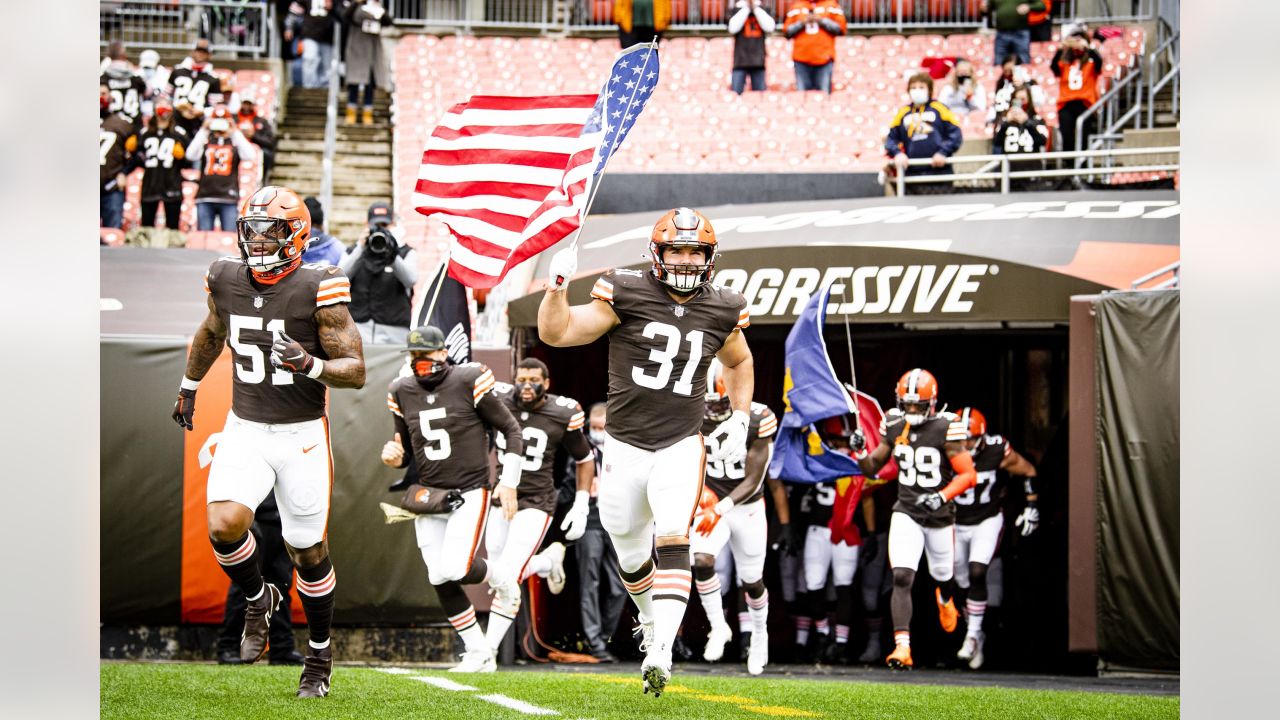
[{"x1": 366, "y1": 227, "x2": 398, "y2": 256}]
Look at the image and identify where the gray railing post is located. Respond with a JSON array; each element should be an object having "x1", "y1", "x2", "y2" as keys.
[{"x1": 320, "y1": 21, "x2": 342, "y2": 217}]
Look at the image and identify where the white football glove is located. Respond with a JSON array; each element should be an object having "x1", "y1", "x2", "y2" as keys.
[
  {"x1": 710, "y1": 410, "x2": 749, "y2": 464},
  {"x1": 548, "y1": 247, "x2": 578, "y2": 290},
  {"x1": 560, "y1": 490, "x2": 590, "y2": 541},
  {"x1": 1014, "y1": 503, "x2": 1040, "y2": 536}
]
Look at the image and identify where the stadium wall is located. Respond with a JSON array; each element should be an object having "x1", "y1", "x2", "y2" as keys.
[{"x1": 590, "y1": 172, "x2": 884, "y2": 214}]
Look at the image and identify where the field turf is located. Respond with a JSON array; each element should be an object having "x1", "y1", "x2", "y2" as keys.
[{"x1": 101, "y1": 662, "x2": 1178, "y2": 720}]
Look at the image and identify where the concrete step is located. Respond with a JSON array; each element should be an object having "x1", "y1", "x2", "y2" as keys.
[
  {"x1": 275, "y1": 152, "x2": 390, "y2": 169},
  {"x1": 276, "y1": 139, "x2": 391, "y2": 155},
  {"x1": 278, "y1": 128, "x2": 392, "y2": 142}
]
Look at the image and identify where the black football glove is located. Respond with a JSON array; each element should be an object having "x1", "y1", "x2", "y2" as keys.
[
  {"x1": 444, "y1": 490, "x2": 465, "y2": 512},
  {"x1": 270, "y1": 330, "x2": 314, "y2": 375},
  {"x1": 772, "y1": 522, "x2": 802, "y2": 555},
  {"x1": 915, "y1": 492, "x2": 945, "y2": 511},
  {"x1": 172, "y1": 388, "x2": 196, "y2": 431}
]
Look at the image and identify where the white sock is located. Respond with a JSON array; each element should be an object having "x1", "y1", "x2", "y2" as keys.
[
  {"x1": 696, "y1": 574, "x2": 730, "y2": 631},
  {"x1": 652, "y1": 566, "x2": 692, "y2": 655},
  {"x1": 746, "y1": 589, "x2": 769, "y2": 634},
  {"x1": 459, "y1": 623, "x2": 488, "y2": 653},
  {"x1": 966, "y1": 599, "x2": 987, "y2": 636},
  {"x1": 526, "y1": 554, "x2": 553, "y2": 578},
  {"x1": 486, "y1": 612, "x2": 515, "y2": 651}
]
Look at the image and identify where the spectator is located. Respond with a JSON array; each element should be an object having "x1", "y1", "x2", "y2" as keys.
[
  {"x1": 302, "y1": 196, "x2": 345, "y2": 265},
  {"x1": 100, "y1": 41, "x2": 146, "y2": 132},
  {"x1": 169, "y1": 39, "x2": 225, "y2": 138},
  {"x1": 574, "y1": 403, "x2": 626, "y2": 662},
  {"x1": 339, "y1": 202, "x2": 419, "y2": 345},
  {"x1": 1028, "y1": 0, "x2": 1053, "y2": 42},
  {"x1": 984, "y1": 0, "x2": 1044, "y2": 66},
  {"x1": 187, "y1": 106, "x2": 257, "y2": 232},
  {"x1": 137, "y1": 50, "x2": 171, "y2": 118},
  {"x1": 728, "y1": 0, "x2": 776, "y2": 94},
  {"x1": 993, "y1": 87, "x2": 1050, "y2": 190},
  {"x1": 283, "y1": 2, "x2": 307, "y2": 86},
  {"x1": 214, "y1": 495, "x2": 303, "y2": 666},
  {"x1": 343, "y1": 0, "x2": 394, "y2": 125},
  {"x1": 783, "y1": 0, "x2": 847, "y2": 94},
  {"x1": 613, "y1": 0, "x2": 671, "y2": 48},
  {"x1": 1052, "y1": 23, "x2": 1104, "y2": 152},
  {"x1": 301, "y1": 0, "x2": 340, "y2": 88},
  {"x1": 989, "y1": 55, "x2": 1046, "y2": 126},
  {"x1": 937, "y1": 60, "x2": 987, "y2": 115},
  {"x1": 134, "y1": 96, "x2": 190, "y2": 231},
  {"x1": 235, "y1": 97, "x2": 276, "y2": 183},
  {"x1": 100, "y1": 85, "x2": 137, "y2": 231},
  {"x1": 884, "y1": 73, "x2": 963, "y2": 195}
]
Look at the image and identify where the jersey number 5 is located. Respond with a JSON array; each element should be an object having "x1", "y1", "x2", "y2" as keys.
[
  {"x1": 416, "y1": 407, "x2": 452, "y2": 461},
  {"x1": 632, "y1": 321, "x2": 705, "y2": 396}
]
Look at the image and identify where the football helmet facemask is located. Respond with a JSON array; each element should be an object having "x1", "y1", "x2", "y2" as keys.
[
  {"x1": 957, "y1": 407, "x2": 986, "y2": 452},
  {"x1": 895, "y1": 368, "x2": 938, "y2": 425},
  {"x1": 237, "y1": 186, "x2": 310, "y2": 283},
  {"x1": 649, "y1": 207, "x2": 718, "y2": 293}
]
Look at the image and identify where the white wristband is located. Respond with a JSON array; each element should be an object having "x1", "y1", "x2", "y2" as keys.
[
  {"x1": 498, "y1": 452, "x2": 522, "y2": 489},
  {"x1": 573, "y1": 490, "x2": 590, "y2": 508},
  {"x1": 180, "y1": 376, "x2": 201, "y2": 391},
  {"x1": 715, "y1": 497, "x2": 735, "y2": 515},
  {"x1": 306, "y1": 357, "x2": 325, "y2": 379}
]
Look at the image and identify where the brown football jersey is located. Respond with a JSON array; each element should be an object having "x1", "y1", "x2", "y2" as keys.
[
  {"x1": 492, "y1": 386, "x2": 589, "y2": 513},
  {"x1": 99, "y1": 113, "x2": 134, "y2": 190},
  {"x1": 101, "y1": 72, "x2": 147, "y2": 129},
  {"x1": 206, "y1": 258, "x2": 352, "y2": 424},
  {"x1": 954, "y1": 434, "x2": 1011, "y2": 525},
  {"x1": 880, "y1": 409, "x2": 965, "y2": 528},
  {"x1": 387, "y1": 363, "x2": 505, "y2": 493},
  {"x1": 590, "y1": 269, "x2": 749, "y2": 451},
  {"x1": 700, "y1": 401, "x2": 778, "y2": 504},
  {"x1": 196, "y1": 135, "x2": 242, "y2": 202}
]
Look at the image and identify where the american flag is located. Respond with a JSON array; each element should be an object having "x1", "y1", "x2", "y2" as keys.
[{"x1": 413, "y1": 43, "x2": 660, "y2": 289}]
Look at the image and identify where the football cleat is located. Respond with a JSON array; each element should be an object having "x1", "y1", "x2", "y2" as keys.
[
  {"x1": 857, "y1": 634, "x2": 882, "y2": 664},
  {"x1": 747, "y1": 630, "x2": 769, "y2": 676},
  {"x1": 886, "y1": 643, "x2": 913, "y2": 670},
  {"x1": 958, "y1": 632, "x2": 985, "y2": 670},
  {"x1": 491, "y1": 577, "x2": 522, "y2": 617},
  {"x1": 240, "y1": 583, "x2": 284, "y2": 663},
  {"x1": 936, "y1": 588, "x2": 959, "y2": 633},
  {"x1": 296, "y1": 644, "x2": 332, "y2": 698},
  {"x1": 544, "y1": 542, "x2": 567, "y2": 596},
  {"x1": 641, "y1": 650, "x2": 672, "y2": 697},
  {"x1": 447, "y1": 648, "x2": 496, "y2": 673},
  {"x1": 703, "y1": 622, "x2": 732, "y2": 662},
  {"x1": 633, "y1": 619, "x2": 655, "y2": 654}
]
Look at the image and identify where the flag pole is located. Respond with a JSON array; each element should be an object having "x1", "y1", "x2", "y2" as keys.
[
  {"x1": 568, "y1": 39, "x2": 659, "y2": 253},
  {"x1": 837, "y1": 283, "x2": 860, "y2": 420}
]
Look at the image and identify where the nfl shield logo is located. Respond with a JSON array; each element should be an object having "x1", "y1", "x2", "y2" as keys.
[
  {"x1": 253, "y1": 296, "x2": 264, "y2": 309},
  {"x1": 427, "y1": 394, "x2": 436, "y2": 404},
  {"x1": 521, "y1": 412, "x2": 529, "y2": 421},
  {"x1": 672, "y1": 305, "x2": 686, "y2": 318}
]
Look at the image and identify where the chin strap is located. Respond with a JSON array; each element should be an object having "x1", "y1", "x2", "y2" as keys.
[{"x1": 250, "y1": 259, "x2": 301, "y2": 285}]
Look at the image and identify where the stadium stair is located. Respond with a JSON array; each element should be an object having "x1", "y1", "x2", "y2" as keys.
[{"x1": 272, "y1": 87, "x2": 394, "y2": 244}]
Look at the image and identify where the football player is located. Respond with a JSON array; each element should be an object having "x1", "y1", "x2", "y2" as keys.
[
  {"x1": 171, "y1": 186, "x2": 365, "y2": 698},
  {"x1": 538, "y1": 208, "x2": 754, "y2": 696},
  {"x1": 380, "y1": 326, "x2": 525, "y2": 673},
  {"x1": 951, "y1": 407, "x2": 1039, "y2": 670},
  {"x1": 851, "y1": 369, "x2": 977, "y2": 670},
  {"x1": 484, "y1": 358, "x2": 595, "y2": 654},
  {"x1": 691, "y1": 360, "x2": 777, "y2": 674}
]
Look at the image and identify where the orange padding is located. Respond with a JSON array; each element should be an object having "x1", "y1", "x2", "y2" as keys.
[{"x1": 940, "y1": 452, "x2": 977, "y2": 502}]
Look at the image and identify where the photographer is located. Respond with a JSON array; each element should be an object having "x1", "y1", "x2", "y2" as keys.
[{"x1": 339, "y1": 202, "x2": 418, "y2": 345}]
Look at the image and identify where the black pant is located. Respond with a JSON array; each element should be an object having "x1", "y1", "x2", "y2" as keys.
[
  {"x1": 140, "y1": 198, "x2": 183, "y2": 230},
  {"x1": 576, "y1": 505, "x2": 626, "y2": 654},
  {"x1": 216, "y1": 516, "x2": 297, "y2": 658},
  {"x1": 618, "y1": 26, "x2": 661, "y2": 48},
  {"x1": 347, "y1": 81, "x2": 375, "y2": 108},
  {"x1": 1057, "y1": 100, "x2": 1097, "y2": 153}
]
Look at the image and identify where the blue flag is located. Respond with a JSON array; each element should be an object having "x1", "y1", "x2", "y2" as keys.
[{"x1": 769, "y1": 285, "x2": 865, "y2": 484}]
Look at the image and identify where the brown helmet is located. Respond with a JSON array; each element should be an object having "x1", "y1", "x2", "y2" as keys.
[{"x1": 648, "y1": 207, "x2": 718, "y2": 292}]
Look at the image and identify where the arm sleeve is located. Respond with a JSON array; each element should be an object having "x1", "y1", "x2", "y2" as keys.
[
  {"x1": 231, "y1": 130, "x2": 257, "y2": 159},
  {"x1": 991, "y1": 122, "x2": 1007, "y2": 155},
  {"x1": 561, "y1": 429, "x2": 593, "y2": 462},
  {"x1": 937, "y1": 110, "x2": 963, "y2": 156},
  {"x1": 817, "y1": 17, "x2": 845, "y2": 36},
  {"x1": 392, "y1": 413, "x2": 411, "y2": 469},
  {"x1": 756, "y1": 8, "x2": 777, "y2": 33},
  {"x1": 939, "y1": 451, "x2": 977, "y2": 501},
  {"x1": 186, "y1": 128, "x2": 208, "y2": 159},
  {"x1": 391, "y1": 248, "x2": 419, "y2": 289},
  {"x1": 728, "y1": 6, "x2": 750, "y2": 34},
  {"x1": 784, "y1": 19, "x2": 805, "y2": 38},
  {"x1": 476, "y1": 390, "x2": 524, "y2": 458}
]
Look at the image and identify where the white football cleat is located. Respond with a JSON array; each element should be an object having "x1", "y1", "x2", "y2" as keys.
[
  {"x1": 957, "y1": 632, "x2": 985, "y2": 670},
  {"x1": 703, "y1": 623, "x2": 733, "y2": 662},
  {"x1": 544, "y1": 542, "x2": 567, "y2": 596},
  {"x1": 448, "y1": 648, "x2": 496, "y2": 673},
  {"x1": 747, "y1": 630, "x2": 769, "y2": 675},
  {"x1": 633, "y1": 619, "x2": 655, "y2": 654},
  {"x1": 491, "y1": 578, "x2": 522, "y2": 616},
  {"x1": 641, "y1": 650, "x2": 672, "y2": 697}
]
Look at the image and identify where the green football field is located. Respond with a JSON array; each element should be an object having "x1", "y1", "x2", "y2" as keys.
[{"x1": 101, "y1": 663, "x2": 1179, "y2": 720}]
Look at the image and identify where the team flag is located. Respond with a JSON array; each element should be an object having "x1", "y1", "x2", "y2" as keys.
[
  {"x1": 411, "y1": 261, "x2": 472, "y2": 365},
  {"x1": 413, "y1": 43, "x2": 660, "y2": 288}
]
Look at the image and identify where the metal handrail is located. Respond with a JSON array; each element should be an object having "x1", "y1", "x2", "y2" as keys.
[
  {"x1": 1146, "y1": 29, "x2": 1180, "y2": 127},
  {"x1": 1130, "y1": 260, "x2": 1180, "y2": 290},
  {"x1": 894, "y1": 146, "x2": 1180, "y2": 195},
  {"x1": 1075, "y1": 63, "x2": 1144, "y2": 155}
]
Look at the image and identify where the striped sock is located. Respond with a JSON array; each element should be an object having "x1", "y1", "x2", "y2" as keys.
[
  {"x1": 966, "y1": 599, "x2": 987, "y2": 636},
  {"x1": 620, "y1": 559, "x2": 656, "y2": 623},
  {"x1": 795, "y1": 615, "x2": 811, "y2": 645},
  {"x1": 296, "y1": 556, "x2": 337, "y2": 647},
  {"x1": 738, "y1": 610, "x2": 752, "y2": 631},
  {"x1": 815, "y1": 617, "x2": 830, "y2": 636},
  {"x1": 694, "y1": 570, "x2": 729, "y2": 632},
  {"x1": 435, "y1": 580, "x2": 486, "y2": 652},
  {"x1": 745, "y1": 589, "x2": 769, "y2": 634},
  {"x1": 894, "y1": 630, "x2": 911, "y2": 648},
  {"x1": 653, "y1": 544, "x2": 692, "y2": 654},
  {"x1": 835, "y1": 624, "x2": 850, "y2": 645},
  {"x1": 211, "y1": 532, "x2": 264, "y2": 601}
]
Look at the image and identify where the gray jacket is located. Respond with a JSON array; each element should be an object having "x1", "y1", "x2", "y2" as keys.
[{"x1": 344, "y1": 2, "x2": 394, "y2": 90}]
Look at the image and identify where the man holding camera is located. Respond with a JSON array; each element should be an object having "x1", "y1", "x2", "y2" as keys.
[{"x1": 339, "y1": 202, "x2": 419, "y2": 345}]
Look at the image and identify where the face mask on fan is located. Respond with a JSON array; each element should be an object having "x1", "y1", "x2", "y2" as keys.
[{"x1": 909, "y1": 88, "x2": 929, "y2": 106}]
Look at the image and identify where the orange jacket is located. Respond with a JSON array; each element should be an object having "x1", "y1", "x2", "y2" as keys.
[
  {"x1": 614, "y1": 0, "x2": 672, "y2": 33},
  {"x1": 1028, "y1": 0, "x2": 1051, "y2": 26},
  {"x1": 784, "y1": 0, "x2": 847, "y2": 66},
  {"x1": 1053, "y1": 47, "x2": 1104, "y2": 108}
]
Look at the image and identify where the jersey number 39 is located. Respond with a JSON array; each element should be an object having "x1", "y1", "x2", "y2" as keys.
[{"x1": 893, "y1": 445, "x2": 942, "y2": 488}]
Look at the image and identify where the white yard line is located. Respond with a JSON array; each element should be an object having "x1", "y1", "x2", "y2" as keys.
[
  {"x1": 475, "y1": 693, "x2": 560, "y2": 716},
  {"x1": 373, "y1": 667, "x2": 419, "y2": 675},
  {"x1": 411, "y1": 675, "x2": 479, "y2": 692}
]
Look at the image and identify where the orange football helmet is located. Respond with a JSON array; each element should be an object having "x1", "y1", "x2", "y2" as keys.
[
  {"x1": 895, "y1": 368, "x2": 938, "y2": 425},
  {"x1": 649, "y1": 207, "x2": 718, "y2": 292},
  {"x1": 704, "y1": 358, "x2": 731, "y2": 422},
  {"x1": 237, "y1": 186, "x2": 310, "y2": 283},
  {"x1": 957, "y1": 407, "x2": 987, "y2": 451}
]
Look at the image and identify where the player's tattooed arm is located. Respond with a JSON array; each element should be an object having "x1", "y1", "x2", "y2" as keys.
[
  {"x1": 184, "y1": 296, "x2": 228, "y2": 381},
  {"x1": 314, "y1": 303, "x2": 366, "y2": 389}
]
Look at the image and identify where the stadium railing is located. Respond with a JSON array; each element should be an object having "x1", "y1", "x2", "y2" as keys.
[
  {"x1": 894, "y1": 145, "x2": 1180, "y2": 195},
  {"x1": 100, "y1": 0, "x2": 277, "y2": 58}
]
